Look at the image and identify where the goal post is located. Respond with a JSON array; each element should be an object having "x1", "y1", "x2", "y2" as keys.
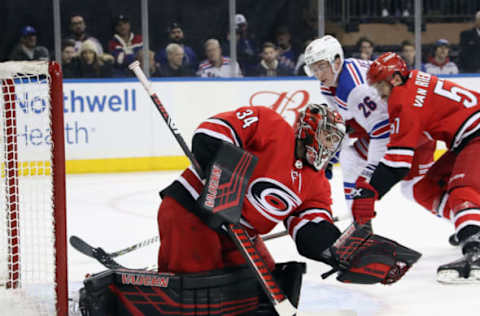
[{"x1": 0, "y1": 61, "x2": 67, "y2": 316}]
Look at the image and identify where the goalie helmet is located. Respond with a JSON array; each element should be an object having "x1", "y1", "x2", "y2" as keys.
[
  {"x1": 367, "y1": 52, "x2": 409, "y2": 85},
  {"x1": 295, "y1": 104, "x2": 346, "y2": 171},
  {"x1": 303, "y1": 35, "x2": 344, "y2": 80}
]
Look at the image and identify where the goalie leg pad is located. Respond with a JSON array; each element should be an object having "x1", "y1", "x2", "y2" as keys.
[
  {"x1": 79, "y1": 262, "x2": 305, "y2": 316},
  {"x1": 336, "y1": 234, "x2": 422, "y2": 285}
]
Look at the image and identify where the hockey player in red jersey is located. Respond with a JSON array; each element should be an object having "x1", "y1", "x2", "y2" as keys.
[
  {"x1": 155, "y1": 103, "x2": 420, "y2": 312},
  {"x1": 158, "y1": 104, "x2": 346, "y2": 275},
  {"x1": 354, "y1": 51, "x2": 480, "y2": 283}
]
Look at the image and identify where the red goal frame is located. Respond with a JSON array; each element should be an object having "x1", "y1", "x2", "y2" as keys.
[{"x1": 1, "y1": 62, "x2": 67, "y2": 316}]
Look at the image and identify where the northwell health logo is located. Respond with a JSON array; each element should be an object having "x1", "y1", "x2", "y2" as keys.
[
  {"x1": 13, "y1": 88, "x2": 138, "y2": 147},
  {"x1": 63, "y1": 89, "x2": 136, "y2": 113}
]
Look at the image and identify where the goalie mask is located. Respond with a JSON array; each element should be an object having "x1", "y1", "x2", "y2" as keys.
[{"x1": 295, "y1": 104, "x2": 345, "y2": 171}]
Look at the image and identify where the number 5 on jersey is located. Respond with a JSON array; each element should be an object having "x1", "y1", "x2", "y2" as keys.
[{"x1": 236, "y1": 109, "x2": 259, "y2": 128}]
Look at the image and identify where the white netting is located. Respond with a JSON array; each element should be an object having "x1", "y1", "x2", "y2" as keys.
[
  {"x1": 0, "y1": 62, "x2": 58, "y2": 315},
  {"x1": 0, "y1": 61, "x2": 49, "y2": 79}
]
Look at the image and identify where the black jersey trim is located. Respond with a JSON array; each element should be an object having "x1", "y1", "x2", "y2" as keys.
[{"x1": 214, "y1": 117, "x2": 243, "y2": 148}]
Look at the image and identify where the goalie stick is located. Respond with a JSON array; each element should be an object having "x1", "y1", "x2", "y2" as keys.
[
  {"x1": 87, "y1": 213, "x2": 351, "y2": 260},
  {"x1": 70, "y1": 235, "x2": 126, "y2": 269},
  {"x1": 128, "y1": 61, "x2": 297, "y2": 316}
]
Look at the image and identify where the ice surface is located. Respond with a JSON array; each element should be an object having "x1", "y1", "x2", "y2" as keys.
[{"x1": 67, "y1": 168, "x2": 480, "y2": 316}]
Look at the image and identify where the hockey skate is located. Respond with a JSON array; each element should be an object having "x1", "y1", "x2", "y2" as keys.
[{"x1": 437, "y1": 233, "x2": 480, "y2": 284}]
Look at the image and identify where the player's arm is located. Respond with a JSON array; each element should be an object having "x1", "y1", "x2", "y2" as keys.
[
  {"x1": 284, "y1": 176, "x2": 341, "y2": 261},
  {"x1": 368, "y1": 101, "x2": 422, "y2": 198},
  {"x1": 285, "y1": 204, "x2": 341, "y2": 262},
  {"x1": 192, "y1": 106, "x2": 259, "y2": 173},
  {"x1": 348, "y1": 85, "x2": 391, "y2": 181},
  {"x1": 189, "y1": 107, "x2": 261, "y2": 230},
  {"x1": 352, "y1": 102, "x2": 422, "y2": 223}
]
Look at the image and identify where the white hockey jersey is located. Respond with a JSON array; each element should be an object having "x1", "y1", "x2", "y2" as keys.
[
  {"x1": 320, "y1": 58, "x2": 390, "y2": 183},
  {"x1": 196, "y1": 57, "x2": 243, "y2": 78}
]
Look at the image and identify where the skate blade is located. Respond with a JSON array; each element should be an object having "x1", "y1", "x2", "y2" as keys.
[{"x1": 437, "y1": 269, "x2": 480, "y2": 284}]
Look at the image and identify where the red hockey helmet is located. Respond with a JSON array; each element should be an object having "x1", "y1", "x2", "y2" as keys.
[
  {"x1": 367, "y1": 52, "x2": 409, "y2": 85},
  {"x1": 295, "y1": 104, "x2": 345, "y2": 171}
]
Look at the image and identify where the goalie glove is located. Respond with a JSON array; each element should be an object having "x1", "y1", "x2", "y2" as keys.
[
  {"x1": 321, "y1": 231, "x2": 422, "y2": 285},
  {"x1": 196, "y1": 142, "x2": 257, "y2": 232}
]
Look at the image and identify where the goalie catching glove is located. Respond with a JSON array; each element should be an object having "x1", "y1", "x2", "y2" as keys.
[{"x1": 321, "y1": 225, "x2": 422, "y2": 285}]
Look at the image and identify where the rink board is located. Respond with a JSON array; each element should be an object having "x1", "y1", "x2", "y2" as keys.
[{"x1": 54, "y1": 75, "x2": 479, "y2": 173}]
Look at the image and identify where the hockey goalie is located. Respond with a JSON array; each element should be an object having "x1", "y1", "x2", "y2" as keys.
[{"x1": 77, "y1": 104, "x2": 420, "y2": 315}]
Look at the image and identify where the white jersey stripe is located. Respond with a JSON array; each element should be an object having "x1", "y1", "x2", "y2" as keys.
[
  {"x1": 178, "y1": 175, "x2": 200, "y2": 199},
  {"x1": 194, "y1": 128, "x2": 236, "y2": 145},
  {"x1": 381, "y1": 159, "x2": 412, "y2": 169},
  {"x1": 452, "y1": 112, "x2": 480, "y2": 149},
  {"x1": 199, "y1": 118, "x2": 241, "y2": 146},
  {"x1": 385, "y1": 148, "x2": 415, "y2": 156}
]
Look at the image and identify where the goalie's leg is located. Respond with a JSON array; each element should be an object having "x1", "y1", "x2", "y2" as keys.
[
  {"x1": 157, "y1": 195, "x2": 275, "y2": 273},
  {"x1": 80, "y1": 262, "x2": 305, "y2": 315}
]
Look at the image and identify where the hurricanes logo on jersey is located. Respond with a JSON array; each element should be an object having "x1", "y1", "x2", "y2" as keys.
[{"x1": 247, "y1": 178, "x2": 302, "y2": 223}]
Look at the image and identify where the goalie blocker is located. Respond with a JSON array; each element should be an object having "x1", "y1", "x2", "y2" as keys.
[{"x1": 79, "y1": 261, "x2": 305, "y2": 316}]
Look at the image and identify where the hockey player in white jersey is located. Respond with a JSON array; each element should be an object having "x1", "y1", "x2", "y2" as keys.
[{"x1": 303, "y1": 35, "x2": 436, "y2": 213}]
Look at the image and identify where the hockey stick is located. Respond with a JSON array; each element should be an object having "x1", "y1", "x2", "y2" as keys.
[
  {"x1": 109, "y1": 235, "x2": 159, "y2": 258},
  {"x1": 70, "y1": 235, "x2": 126, "y2": 269},
  {"x1": 70, "y1": 235, "x2": 157, "y2": 271},
  {"x1": 92, "y1": 213, "x2": 351, "y2": 259},
  {"x1": 129, "y1": 61, "x2": 297, "y2": 316}
]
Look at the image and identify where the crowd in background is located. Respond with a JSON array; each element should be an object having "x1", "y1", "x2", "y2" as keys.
[{"x1": 6, "y1": 8, "x2": 480, "y2": 78}]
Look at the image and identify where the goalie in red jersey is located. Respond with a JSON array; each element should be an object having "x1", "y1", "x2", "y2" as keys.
[
  {"x1": 157, "y1": 102, "x2": 420, "y2": 302},
  {"x1": 353, "y1": 51, "x2": 480, "y2": 283}
]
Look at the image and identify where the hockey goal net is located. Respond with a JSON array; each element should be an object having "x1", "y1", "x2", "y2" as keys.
[{"x1": 0, "y1": 61, "x2": 67, "y2": 315}]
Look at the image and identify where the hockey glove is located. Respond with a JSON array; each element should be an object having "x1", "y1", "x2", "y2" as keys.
[
  {"x1": 196, "y1": 142, "x2": 258, "y2": 232},
  {"x1": 352, "y1": 178, "x2": 378, "y2": 225},
  {"x1": 322, "y1": 234, "x2": 422, "y2": 285}
]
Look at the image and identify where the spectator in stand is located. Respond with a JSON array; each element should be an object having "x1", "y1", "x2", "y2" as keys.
[
  {"x1": 157, "y1": 43, "x2": 195, "y2": 77},
  {"x1": 64, "y1": 15, "x2": 103, "y2": 56},
  {"x1": 77, "y1": 40, "x2": 112, "y2": 78},
  {"x1": 136, "y1": 49, "x2": 161, "y2": 77},
  {"x1": 399, "y1": 40, "x2": 425, "y2": 71},
  {"x1": 254, "y1": 42, "x2": 292, "y2": 77},
  {"x1": 9, "y1": 26, "x2": 49, "y2": 61},
  {"x1": 155, "y1": 22, "x2": 198, "y2": 70},
  {"x1": 196, "y1": 39, "x2": 242, "y2": 78},
  {"x1": 355, "y1": 37, "x2": 376, "y2": 61},
  {"x1": 424, "y1": 39, "x2": 459, "y2": 75},
  {"x1": 108, "y1": 14, "x2": 143, "y2": 77},
  {"x1": 61, "y1": 39, "x2": 80, "y2": 78},
  {"x1": 459, "y1": 11, "x2": 480, "y2": 73},
  {"x1": 222, "y1": 14, "x2": 259, "y2": 76},
  {"x1": 275, "y1": 26, "x2": 297, "y2": 73}
]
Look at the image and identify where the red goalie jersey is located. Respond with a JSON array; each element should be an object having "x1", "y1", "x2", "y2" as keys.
[
  {"x1": 158, "y1": 106, "x2": 338, "y2": 273},
  {"x1": 174, "y1": 106, "x2": 334, "y2": 237},
  {"x1": 383, "y1": 70, "x2": 480, "y2": 169}
]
